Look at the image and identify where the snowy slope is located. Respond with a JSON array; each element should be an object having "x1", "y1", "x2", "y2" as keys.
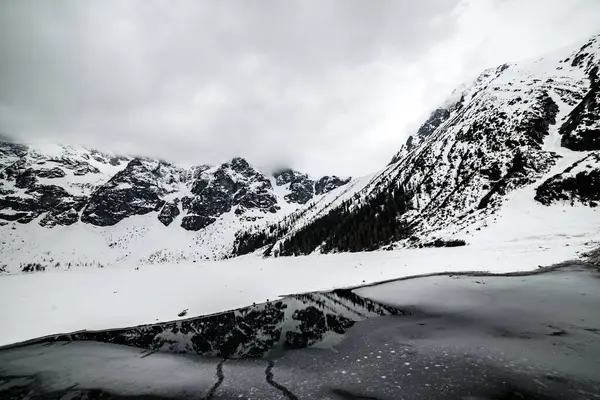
[
  {"x1": 373, "y1": 34, "x2": 600, "y2": 244},
  {"x1": 231, "y1": 33, "x2": 600, "y2": 256}
]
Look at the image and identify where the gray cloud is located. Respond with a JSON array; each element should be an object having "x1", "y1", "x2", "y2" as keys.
[{"x1": 1, "y1": 0, "x2": 599, "y2": 176}]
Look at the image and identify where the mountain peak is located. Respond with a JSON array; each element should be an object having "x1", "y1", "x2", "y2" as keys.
[
  {"x1": 273, "y1": 168, "x2": 307, "y2": 185},
  {"x1": 229, "y1": 156, "x2": 250, "y2": 167}
]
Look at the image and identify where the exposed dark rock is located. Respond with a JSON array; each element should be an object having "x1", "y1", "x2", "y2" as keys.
[
  {"x1": 30, "y1": 184, "x2": 72, "y2": 208},
  {"x1": 181, "y1": 214, "x2": 216, "y2": 231},
  {"x1": 38, "y1": 190, "x2": 87, "y2": 227},
  {"x1": 409, "y1": 108, "x2": 450, "y2": 148},
  {"x1": 73, "y1": 163, "x2": 100, "y2": 176},
  {"x1": 230, "y1": 156, "x2": 252, "y2": 173},
  {"x1": 234, "y1": 187, "x2": 279, "y2": 210},
  {"x1": 570, "y1": 37, "x2": 599, "y2": 73},
  {"x1": 183, "y1": 185, "x2": 233, "y2": 228},
  {"x1": 228, "y1": 160, "x2": 279, "y2": 209},
  {"x1": 0, "y1": 211, "x2": 31, "y2": 221},
  {"x1": 0, "y1": 139, "x2": 28, "y2": 159},
  {"x1": 15, "y1": 213, "x2": 37, "y2": 224},
  {"x1": 274, "y1": 169, "x2": 299, "y2": 186},
  {"x1": 157, "y1": 200, "x2": 180, "y2": 226},
  {"x1": 36, "y1": 167, "x2": 66, "y2": 179},
  {"x1": 274, "y1": 169, "x2": 315, "y2": 204},
  {"x1": 535, "y1": 153, "x2": 600, "y2": 206},
  {"x1": 109, "y1": 156, "x2": 128, "y2": 166},
  {"x1": 0, "y1": 194, "x2": 36, "y2": 214},
  {"x1": 21, "y1": 263, "x2": 46, "y2": 273},
  {"x1": 81, "y1": 159, "x2": 165, "y2": 226},
  {"x1": 181, "y1": 158, "x2": 279, "y2": 230},
  {"x1": 0, "y1": 182, "x2": 85, "y2": 226},
  {"x1": 286, "y1": 181, "x2": 314, "y2": 204},
  {"x1": 15, "y1": 169, "x2": 37, "y2": 188},
  {"x1": 89, "y1": 149, "x2": 130, "y2": 167},
  {"x1": 0, "y1": 184, "x2": 13, "y2": 196},
  {"x1": 515, "y1": 91, "x2": 559, "y2": 148},
  {"x1": 315, "y1": 176, "x2": 351, "y2": 195},
  {"x1": 180, "y1": 196, "x2": 192, "y2": 211},
  {"x1": 560, "y1": 67, "x2": 600, "y2": 151},
  {"x1": 47, "y1": 157, "x2": 100, "y2": 175},
  {"x1": 477, "y1": 150, "x2": 533, "y2": 210},
  {"x1": 39, "y1": 207, "x2": 81, "y2": 227},
  {"x1": 481, "y1": 162, "x2": 503, "y2": 181},
  {"x1": 190, "y1": 177, "x2": 209, "y2": 195},
  {"x1": 421, "y1": 239, "x2": 467, "y2": 248},
  {"x1": 191, "y1": 164, "x2": 211, "y2": 179},
  {"x1": 0, "y1": 159, "x2": 26, "y2": 180}
]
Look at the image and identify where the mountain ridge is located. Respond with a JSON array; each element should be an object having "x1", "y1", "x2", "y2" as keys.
[
  {"x1": 0, "y1": 140, "x2": 350, "y2": 271},
  {"x1": 230, "y1": 33, "x2": 600, "y2": 257},
  {"x1": 2, "y1": 33, "x2": 600, "y2": 272}
]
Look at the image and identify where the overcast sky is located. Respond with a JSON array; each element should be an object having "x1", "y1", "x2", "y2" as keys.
[{"x1": 1, "y1": 0, "x2": 600, "y2": 176}]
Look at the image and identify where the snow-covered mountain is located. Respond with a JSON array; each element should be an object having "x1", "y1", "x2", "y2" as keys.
[
  {"x1": 0, "y1": 141, "x2": 349, "y2": 272},
  {"x1": 2, "y1": 33, "x2": 600, "y2": 273},
  {"x1": 233, "y1": 33, "x2": 600, "y2": 256}
]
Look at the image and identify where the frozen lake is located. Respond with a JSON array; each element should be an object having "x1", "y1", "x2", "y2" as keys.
[{"x1": 1, "y1": 263, "x2": 599, "y2": 399}]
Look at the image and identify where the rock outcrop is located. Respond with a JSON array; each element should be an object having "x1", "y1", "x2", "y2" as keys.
[
  {"x1": 157, "y1": 200, "x2": 181, "y2": 226},
  {"x1": 181, "y1": 157, "x2": 280, "y2": 231},
  {"x1": 535, "y1": 152, "x2": 600, "y2": 206},
  {"x1": 274, "y1": 169, "x2": 314, "y2": 204},
  {"x1": 81, "y1": 159, "x2": 166, "y2": 226},
  {"x1": 314, "y1": 175, "x2": 351, "y2": 195}
]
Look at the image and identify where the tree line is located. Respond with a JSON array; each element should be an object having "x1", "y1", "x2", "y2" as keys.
[{"x1": 231, "y1": 183, "x2": 413, "y2": 257}]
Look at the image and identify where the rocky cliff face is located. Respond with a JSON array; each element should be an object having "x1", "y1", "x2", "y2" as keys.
[
  {"x1": 0, "y1": 143, "x2": 106, "y2": 227},
  {"x1": 314, "y1": 175, "x2": 352, "y2": 196},
  {"x1": 181, "y1": 158, "x2": 281, "y2": 231},
  {"x1": 272, "y1": 168, "x2": 350, "y2": 205},
  {"x1": 274, "y1": 169, "x2": 315, "y2": 204},
  {"x1": 81, "y1": 159, "x2": 167, "y2": 226}
]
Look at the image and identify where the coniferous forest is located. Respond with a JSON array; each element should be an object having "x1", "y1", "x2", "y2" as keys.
[{"x1": 231, "y1": 183, "x2": 413, "y2": 257}]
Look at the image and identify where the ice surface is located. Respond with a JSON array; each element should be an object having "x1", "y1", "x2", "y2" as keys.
[
  {"x1": 0, "y1": 231, "x2": 595, "y2": 347},
  {"x1": 1, "y1": 268, "x2": 599, "y2": 399},
  {"x1": 0, "y1": 341, "x2": 218, "y2": 398}
]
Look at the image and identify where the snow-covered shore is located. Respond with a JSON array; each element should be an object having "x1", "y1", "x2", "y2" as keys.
[{"x1": 1, "y1": 228, "x2": 596, "y2": 348}]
